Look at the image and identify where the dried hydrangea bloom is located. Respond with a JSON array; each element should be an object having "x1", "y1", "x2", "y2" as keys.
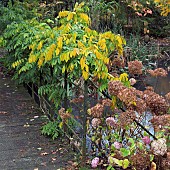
[
  {"x1": 129, "y1": 78, "x2": 137, "y2": 86},
  {"x1": 143, "y1": 89, "x2": 168, "y2": 115},
  {"x1": 112, "y1": 56, "x2": 125, "y2": 68},
  {"x1": 91, "y1": 118, "x2": 101, "y2": 128},
  {"x1": 147, "y1": 68, "x2": 168, "y2": 77},
  {"x1": 70, "y1": 95, "x2": 84, "y2": 103},
  {"x1": 134, "y1": 98, "x2": 147, "y2": 114},
  {"x1": 106, "y1": 117, "x2": 116, "y2": 127},
  {"x1": 91, "y1": 157, "x2": 99, "y2": 168},
  {"x1": 128, "y1": 60, "x2": 143, "y2": 75},
  {"x1": 89, "y1": 103, "x2": 104, "y2": 118},
  {"x1": 119, "y1": 110, "x2": 136, "y2": 128},
  {"x1": 151, "y1": 114, "x2": 170, "y2": 132},
  {"x1": 145, "y1": 86, "x2": 154, "y2": 92},
  {"x1": 162, "y1": 152, "x2": 170, "y2": 169},
  {"x1": 108, "y1": 80, "x2": 125, "y2": 96},
  {"x1": 117, "y1": 87, "x2": 137, "y2": 107},
  {"x1": 102, "y1": 99, "x2": 112, "y2": 107},
  {"x1": 130, "y1": 150, "x2": 150, "y2": 170},
  {"x1": 151, "y1": 138, "x2": 167, "y2": 156},
  {"x1": 165, "y1": 92, "x2": 170, "y2": 102},
  {"x1": 58, "y1": 108, "x2": 71, "y2": 122}
]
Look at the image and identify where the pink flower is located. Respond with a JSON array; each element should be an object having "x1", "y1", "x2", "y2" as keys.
[
  {"x1": 91, "y1": 157, "x2": 99, "y2": 168},
  {"x1": 114, "y1": 141, "x2": 122, "y2": 149},
  {"x1": 106, "y1": 117, "x2": 116, "y2": 127},
  {"x1": 147, "y1": 9, "x2": 152, "y2": 14},
  {"x1": 91, "y1": 118, "x2": 101, "y2": 128},
  {"x1": 142, "y1": 136, "x2": 151, "y2": 145},
  {"x1": 129, "y1": 78, "x2": 136, "y2": 86}
]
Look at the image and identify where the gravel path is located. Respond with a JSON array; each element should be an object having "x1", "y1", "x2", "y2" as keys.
[{"x1": 0, "y1": 73, "x2": 75, "y2": 170}]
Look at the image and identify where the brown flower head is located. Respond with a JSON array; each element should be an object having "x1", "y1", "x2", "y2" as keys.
[
  {"x1": 58, "y1": 108, "x2": 71, "y2": 122},
  {"x1": 117, "y1": 87, "x2": 137, "y2": 108},
  {"x1": 102, "y1": 99, "x2": 112, "y2": 107},
  {"x1": 108, "y1": 80, "x2": 126, "y2": 96},
  {"x1": 128, "y1": 60, "x2": 143, "y2": 75},
  {"x1": 150, "y1": 114, "x2": 170, "y2": 132},
  {"x1": 112, "y1": 56, "x2": 125, "y2": 68},
  {"x1": 119, "y1": 110, "x2": 136, "y2": 128},
  {"x1": 143, "y1": 89, "x2": 168, "y2": 115},
  {"x1": 147, "y1": 68, "x2": 168, "y2": 77},
  {"x1": 165, "y1": 92, "x2": 170, "y2": 102},
  {"x1": 89, "y1": 103, "x2": 104, "y2": 118},
  {"x1": 130, "y1": 150, "x2": 150, "y2": 170}
]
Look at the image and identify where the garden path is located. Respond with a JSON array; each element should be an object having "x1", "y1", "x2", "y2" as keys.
[{"x1": 0, "y1": 72, "x2": 74, "y2": 170}]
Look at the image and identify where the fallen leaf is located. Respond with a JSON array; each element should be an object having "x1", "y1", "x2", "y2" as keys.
[
  {"x1": 37, "y1": 148, "x2": 42, "y2": 151},
  {"x1": 40, "y1": 152, "x2": 49, "y2": 156}
]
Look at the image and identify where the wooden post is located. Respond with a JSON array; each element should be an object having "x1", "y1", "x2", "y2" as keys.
[
  {"x1": 63, "y1": 70, "x2": 68, "y2": 132},
  {"x1": 82, "y1": 80, "x2": 88, "y2": 166}
]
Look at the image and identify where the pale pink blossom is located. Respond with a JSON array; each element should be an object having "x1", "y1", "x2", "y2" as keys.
[
  {"x1": 114, "y1": 141, "x2": 122, "y2": 149},
  {"x1": 142, "y1": 136, "x2": 151, "y2": 145},
  {"x1": 91, "y1": 118, "x2": 101, "y2": 128},
  {"x1": 106, "y1": 117, "x2": 116, "y2": 127},
  {"x1": 91, "y1": 157, "x2": 99, "y2": 168},
  {"x1": 135, "y1": 12, "x2": 142, "y2": 16},
  {"x1": 129, "y1": 78, "x2": 137, "y2": 86},
  {"x1": 151, "y1": 138, "x2": 167, "y2": 156},
  {"x1": 147, "y1": 9, "x2": 152, "y2": 14}
]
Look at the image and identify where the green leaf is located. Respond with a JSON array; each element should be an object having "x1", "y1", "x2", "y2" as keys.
[
  {"x1": 107, "y1": 165, "x2": 115, "y2": 170},
  {"x1": 150, "y1": 154, "x2": 154, "y2": 162},
  {"x1": 120, "y1": 148, "x2": 130, "y2": 157},
  {"x1": 91, "y1": 136, "x2": 96, "y2": 141}
]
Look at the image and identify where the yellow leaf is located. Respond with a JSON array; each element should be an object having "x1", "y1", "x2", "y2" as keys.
[
  {"x1": 58, "y1": 11, "x2": 69, "y2": 17},
  {"x1": 55, "y1": 48, "x2": 60, "y2": 56},
  {"x1": 79, "y1": 13, "x2": 91, "y2": 25},
  {"x1": 78, "y1": 41, "x2": 85, "y2": 49},
  {"x1": 72, "y1": 48, "x2": 77, "y2": 57},
  {"x1": 59, "y1": 122, "x2": 63, "y2": 129},
  {"x1": 37, "y1": 41, "x2": 43, "y2": 50},
  {"x1": 85, "y1": 64, "x2": 89, "y2": 73},
  {"x1": 66, "y1": 38, "x2": 70, "y2": 45},
  {"x1": 150, "y1": 162, "x2": 156, "y2": 170},
  {"x1": 119, "y1": 73, "x2": 128, "y2": 82},
  {"x1": 82, "y1": 70, "x2": 89, "y2": 80},
  {"x1": 38, "y1": 55, "x2": 44, "y2": 68},
  {"x1": 103, "y1": 57, "x2": 109, "y2": 64},
  {"x1": 69, "y1": 63, "x2": 74, "y2": 72},
  {"x1": 62, "y1": 65, "x2": 65, "y2": 73},
  {"x1": 72, "y1": 33, "x2": 77, "y2": 43},
  {"x1": 57, "y1": 37, "x2": 63, "y2": 49},
  {"x1": 28, "y1": 54, "x2": 37, "y2": 63},
  {"x1": 80, "y1": 57, "x2": 86, "y2": 69},
  {"x1": 45, "y1": 44, "x2": 56, "y2": 62},
  {"x1": 94, "y1": 49, "x2": 102, "y2": 59},
  {"x1": 67, "y1": 12, "x2": 74, "y2": 20},
  {"x1": 60, "y1": 53, "x2": 66, "y2": 61},
  {"x1": 85, "y1": 27, "x2": 92, "y2": 33}
]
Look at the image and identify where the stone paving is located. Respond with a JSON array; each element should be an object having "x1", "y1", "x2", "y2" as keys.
[{"x1": 0, "y1": 73, "x2": 74, "y2": 170}]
